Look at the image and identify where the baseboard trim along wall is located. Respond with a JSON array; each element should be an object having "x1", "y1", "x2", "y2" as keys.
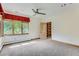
[
  {"x1": 53, "y1": 40, "x2": 79, "y2": 48},
  {"x1": 31, "y1": 38, "x2": 40, "y2": 40}
]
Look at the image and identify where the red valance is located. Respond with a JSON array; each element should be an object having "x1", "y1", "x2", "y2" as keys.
[{"x1": 3, "y1": 13, "x2": 30, "y2": 22}]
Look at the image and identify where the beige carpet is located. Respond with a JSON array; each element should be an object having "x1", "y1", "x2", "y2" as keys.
[{"x1": 0, "y1": 38, "x2": 79, "y2": 56}]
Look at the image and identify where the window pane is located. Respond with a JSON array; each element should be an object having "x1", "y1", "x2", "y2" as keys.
[
  {"x1": 4, "y1": 20, "x2": 12, "y2": 34},
  {"x1": 14, "y1": 21, "x2": 21, "y2": 34},
  {"x1": 23, "y1": 22, "x2": 29, "y2": 33}
]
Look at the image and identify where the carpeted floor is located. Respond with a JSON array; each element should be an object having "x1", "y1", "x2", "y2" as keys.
[{"x1": 0, "y1": 38, "x2": 79, "y2": 56}]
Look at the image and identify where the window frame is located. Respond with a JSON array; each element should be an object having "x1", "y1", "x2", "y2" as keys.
[
  {"x1": 13, "y1": 20, "x2": 22, "y2": 35},
  {"x1": 3, "y1": 19, "x2": 29, "y2": 36},
  {"x1": 3, "y1": 19, "x2": 13, "y2": 35},
  {"x1": 22, "y1": 22, "x2": 29, "y2": 34}
]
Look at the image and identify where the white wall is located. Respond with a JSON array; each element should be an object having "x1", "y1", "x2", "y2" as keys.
[
  {"x1": 53, "y1": 4, "x2": 79, "y2": 45},
  {"x1": 29, "y1": 16, "x2": 41, "y2": 39}
]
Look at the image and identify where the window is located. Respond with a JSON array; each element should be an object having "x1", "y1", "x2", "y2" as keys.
[
  {"x1": 14, "y1": 21, "x2": 22, "y2": 34},
  {"x1": 4, "y1": 20, "x2": 12, "y2": 35},
  {"x1": 3, "y1": 20, "x2": 29, "y2": 35},
  {"x1": 23, "y1": 22, "x2": 29, "y2": 33}
]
